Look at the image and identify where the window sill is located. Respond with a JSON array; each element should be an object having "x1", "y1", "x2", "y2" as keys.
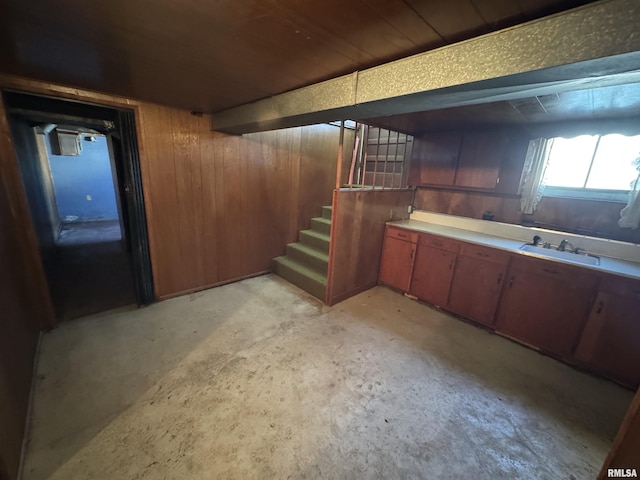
[{"x1": 543, "y1": 186, "x2": 629, "y2": 203}]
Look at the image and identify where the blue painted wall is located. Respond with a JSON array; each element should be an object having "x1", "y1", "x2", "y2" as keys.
[{"x1": 45, "y1": 134, "x2": 119, "y2": 222}]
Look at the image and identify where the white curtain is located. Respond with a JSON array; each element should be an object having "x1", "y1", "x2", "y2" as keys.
[
  {"x1": 618, "y1": 156, "x2": 640, "y2": 229},
  {"x1": 520, "y1": 138, "x2": 553, "y2": 215}
]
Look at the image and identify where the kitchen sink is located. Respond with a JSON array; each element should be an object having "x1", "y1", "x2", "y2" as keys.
[{"x1": 519, "y1": 244, "x2": 600, "y2": 266}]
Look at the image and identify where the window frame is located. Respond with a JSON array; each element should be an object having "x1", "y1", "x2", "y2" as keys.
[{"x1": 542, "y1": 133, "x2": 638, "y2": 202}]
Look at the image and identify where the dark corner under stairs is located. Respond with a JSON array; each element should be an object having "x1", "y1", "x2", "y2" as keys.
[{"x1": 273, "y1": 205, "x2": 332, "y2": 301}]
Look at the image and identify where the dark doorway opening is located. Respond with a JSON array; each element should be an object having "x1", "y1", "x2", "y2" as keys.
[{"x1": 3, "y1": 91, "x2": 154, "y2": 322}]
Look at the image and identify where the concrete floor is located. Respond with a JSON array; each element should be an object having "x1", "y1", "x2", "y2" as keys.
[
  {"x1": 24, "y1": 275, "x2": 632, "y2": 479},
  {"x1": 49, "y1": 221, "x2": 136, "y2": 320}
]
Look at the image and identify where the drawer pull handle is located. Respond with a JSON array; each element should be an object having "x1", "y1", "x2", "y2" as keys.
[
  {"x1": 542, "y1": 268, "x2": 559, "y2": 275},
  {"x1": 434, "y1": 241, "x2": 443, "y2": 247},
  {"x1": 596, "y1": 301, "x2": 604, "y2": 314},
  {"x1": 397, "y1": 233, "x2": 407, "y2": 238},
  {"x1": 509, "y1": 277, "x2": 514, "y2": 288},
  {"x1": 477, "y1": 252, "x2": 490, "y2": 258}
]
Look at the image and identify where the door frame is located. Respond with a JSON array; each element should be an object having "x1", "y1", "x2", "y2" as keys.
[{"x1": 1, "y1": 90, "x2": 155, "y2": 324}]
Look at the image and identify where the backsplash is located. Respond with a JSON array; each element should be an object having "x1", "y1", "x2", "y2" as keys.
[{"x1": 411, "y1": 210, "x2": 640, "y2": 263}]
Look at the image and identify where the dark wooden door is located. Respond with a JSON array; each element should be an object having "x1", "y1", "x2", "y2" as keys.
[
  {"x1": 448, "y1": 255, "x2": 506, "y2": 326},
  {"x1": 410, "y1": 244, "x2": 456, "y2": 307},
  {"x1": 494, "y1": 258, "x2": 598, "y2": 358},
  {"x1": 574, "y1": 290, "x2": 640, "y2": 387},
  {"x1": 379, "y1": 237, "x2": 415, "y2": 292}
]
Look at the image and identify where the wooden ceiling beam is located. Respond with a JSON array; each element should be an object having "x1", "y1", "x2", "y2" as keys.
[{"x1": 212, "y1": 0, "x2": 640, "y2": 134}]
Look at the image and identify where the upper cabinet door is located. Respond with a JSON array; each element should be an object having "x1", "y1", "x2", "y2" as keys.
[
  {"x1": 408, "y1": 132, "x2": 462, "y2": 186},
  {"x1": 454, "y1": 132, "x2": 509, "y2": 189}
]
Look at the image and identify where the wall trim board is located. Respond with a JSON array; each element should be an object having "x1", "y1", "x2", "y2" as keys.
[
  {"x1": 416, "y1": 185, "x2": 522, "y2": 199},
  {"x1": 156, "y1": 270, "x2": 270, "y2": 301},
  {"x1": 328, "y1": 282, "x2": 379, "y2": 307},
  {"x1": 16, "y1": 331, "x2": 42, "y2": 480}
]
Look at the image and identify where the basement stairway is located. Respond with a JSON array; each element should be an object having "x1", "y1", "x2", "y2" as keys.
[{"x1": 272, "y1": 205, "x2": 332, "y2": 301}]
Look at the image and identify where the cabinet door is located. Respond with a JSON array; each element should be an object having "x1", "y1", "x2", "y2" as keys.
[
  {"x1": 494, "y1": 258, "x2": 598, "y2": 357},
  {"x1": 448, "y1": 255, "x2": 506, "y2": 326},
  {"x1": 410, "y1": 244, "x2": 456, "y2": 307},
  {"x1": 409, "y1": 132, "x2": 462, "y2": 186},
  {"x1": 379, "y1": 236, "x2": 415, "y2": 292},
  {"x1": 574, "y1": 291, "x2": 640, "y2": 387},
  {"x1": 455, "y1": 132, "x2": 508, "y2": 189}
]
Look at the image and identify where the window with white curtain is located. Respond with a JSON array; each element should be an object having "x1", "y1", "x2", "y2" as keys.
[{"x1": 542, "y1": 134, "x2": 640, "y2": 201}]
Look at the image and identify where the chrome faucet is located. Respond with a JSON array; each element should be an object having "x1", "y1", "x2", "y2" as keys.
[{"x1": 557, "y1": 239, "x2": 575, "y2": 253}]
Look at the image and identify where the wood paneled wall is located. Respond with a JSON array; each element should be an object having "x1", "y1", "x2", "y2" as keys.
[
  {"x1": 414, "y1": 188, "x2": 522, "y2": 224},
  {"x1": 410, "y1": 124, "x2": 640, "y2": 244},
  {"x1": 523, "y1": 196, "x2": 640, "y2": 244},
  {"x1": 326, "y1": 188, "x2": 413, "y2": 305},
  {"x1": 0, "y1": 74, "x2": 343, "y2": 301},
  {"x1": 0, "y1": 74, "x2": 344, "y2": 477},
  {"x1": 139, "y1": 108, "x2": 343, "y2": 298},
  {"x1": 0, "y1": 105, "x2": 44, "y2": 480}
]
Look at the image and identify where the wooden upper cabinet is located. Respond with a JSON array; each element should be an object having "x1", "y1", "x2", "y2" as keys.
[
  {"x1": 454, "y1": 131, "x2": 509, "y2": 189},
  {"x1": 447, "y1": 243, "x2": 510, "y2": 327},
  {"x1": 379, "y1": 228, "x2": 416, "y2": 293},
  {"x1": 409, "y1": 129, "x2": 529, "y2": 193},
  {"x1": 494, "y1": 256, "x2": 598, "y2": 358},
  {"x1": 408, "y1": 132, "x2": 462, "y2": 186},
  {"x1": 574, "y1": 276, "x2": 640, "y2": 388}
]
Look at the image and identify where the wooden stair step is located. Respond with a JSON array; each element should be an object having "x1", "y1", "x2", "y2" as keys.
[
  {"x1": 272, "y1": 256, "x2": 327, "y2": 300},
  {"x1": 286, "y1": 242, "x2": 328, "y2": 275},
  {"x1": 299, "y1": 229, "x2": 330, "y2": 253}
]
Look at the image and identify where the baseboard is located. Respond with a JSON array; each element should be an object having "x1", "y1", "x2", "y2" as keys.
[
  {"x1": 327, "y1": 282, "x2": 377, "y2": 306},
  {"x1": 17, "y1": 331, "x2": 43, "y2": 480},
  {"x1": 157, "y1": 270, "x2": 270, "y2": 301}
]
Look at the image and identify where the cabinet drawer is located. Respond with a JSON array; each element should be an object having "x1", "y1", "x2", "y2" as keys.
[
  {"x1": 386, "y1": 227, "x2": 417, "y2": 243},
  {"x1": 460, "y1": 242, "x2": 510, "y2": 265},
  {"x1": 510, "y1": 255, "x2": 596, "y2": 288},
  {"x1": 418, "y1": 233, "x2": 460, "y2": 253},
  {"x1": 598, "y1": 275, "x2": 640, "y2": 298}
]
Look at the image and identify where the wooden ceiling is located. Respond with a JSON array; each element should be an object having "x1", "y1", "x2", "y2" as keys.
[
  {"x1": 364, "y1": 82, "x2": 640, "y2": 134},
  {"x1": 0, "y1": 0, "x2": 596, "y2": 113}
]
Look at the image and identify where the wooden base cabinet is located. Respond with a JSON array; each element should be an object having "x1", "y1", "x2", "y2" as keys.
[
  {"x1": 574, "y1": 276, "x2": 640, "y2": 388},
  {"x1": 380, "y1": 226, "x2": 640, "y2": 387},
  {"x1": 409, "y1": 234, "x2": 460, "y2": 307},
  {"x1": 379, "y1": 229, "x2": 416, "y2": 292},
  {"x1": 494, "y1": 256, "x2": 598, "y2": 358},
  {"x1": 447, "y1": 244, "x2": 509, "y2": 326},
  {"x1": 410, "y1": 244, "x2": 456, "y2": 307}
]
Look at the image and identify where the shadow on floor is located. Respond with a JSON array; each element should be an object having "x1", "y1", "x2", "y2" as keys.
[{"x1": 48, "y1": 221, "x2": 136, "y2": 321}]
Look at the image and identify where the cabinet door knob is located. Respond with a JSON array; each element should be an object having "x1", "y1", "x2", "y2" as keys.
[
  {"x1": 509, "y1": 277, "x2": 514, "y2": 288},
  {"x1": 497, "y1": 273, "x2": 503, "y2": 285},
  {"x1": 596, "y1": 301, "x2": 604, "y2": 314}
]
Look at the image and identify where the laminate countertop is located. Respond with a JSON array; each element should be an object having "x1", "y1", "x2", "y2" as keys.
[{"x1": 388, "y1": 219, "x2": 640, "y2": 281}]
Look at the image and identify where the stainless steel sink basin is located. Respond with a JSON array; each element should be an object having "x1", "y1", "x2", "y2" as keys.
[{"x1": 520, "y1": 244, "x2": 600, "y2": 266}]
